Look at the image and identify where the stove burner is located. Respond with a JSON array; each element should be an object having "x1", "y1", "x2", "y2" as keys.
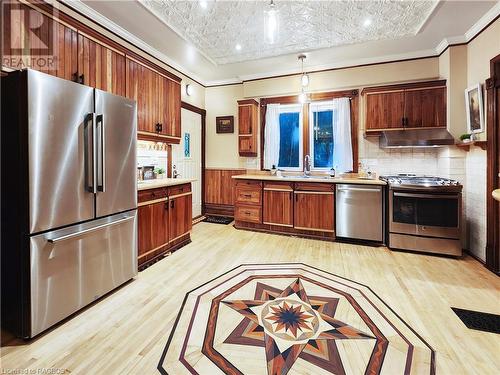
[{"x1": 379, "y1": 175, "x2": 461, "y2": 188}]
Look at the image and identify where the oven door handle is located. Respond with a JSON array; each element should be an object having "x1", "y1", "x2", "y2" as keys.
[{"x1": 393, "y1": 192, "x2": 460, "y2": 199}]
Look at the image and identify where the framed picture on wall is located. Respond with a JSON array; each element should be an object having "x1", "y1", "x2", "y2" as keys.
[
  {"x1": 465, "y1": 84, "x2": 485, "y2": 134},
  {"x1": 216, "y1": 116, "x2": 234, "y2": 133}
]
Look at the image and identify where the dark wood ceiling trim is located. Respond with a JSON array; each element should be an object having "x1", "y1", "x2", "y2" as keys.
[
  {"x1": 361, "y1": 79, "x2": 447, "y2": 95},
  {"x1": 237, "y1": 99, "x2": 259, "y2": 106}
]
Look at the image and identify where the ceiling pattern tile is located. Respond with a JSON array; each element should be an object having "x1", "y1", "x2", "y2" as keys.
[{"x1": 140, "y1": 0, "x2": 438, "y2": 65}]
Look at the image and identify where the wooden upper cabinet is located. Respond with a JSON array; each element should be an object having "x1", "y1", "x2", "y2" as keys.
[
  {"x1": 365, "y1": 91, "x2": 405, "y2": 130},
  {"x1": 159, "y1": 76, "x2": 181, "y2": 138},
  {"x1": 78, "y1": 34, "x2": 125, "y2": 96},
  {"x1": 238, "y1": 99, "x2": 259, "y2": 157},
  {"x1": 363, "y1": 80, "x2": 447, "y2": 132},
  {"x1": 405, "y1": 87, "x2": 446, "y2": 128},
  {"x1": 127, "y1": 56, "x2": 181, "y2": 140}
]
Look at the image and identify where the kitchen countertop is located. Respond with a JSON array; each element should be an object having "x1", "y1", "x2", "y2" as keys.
[
  {"x1": 137, "y1": 178, "x2": 196, "y2": 191},
  {"x1": 493, "y1": 189, "x2": 500, "y2": 202},
  {"x1": 232, "y1": 173, "x2": 386, "y2": 186}
]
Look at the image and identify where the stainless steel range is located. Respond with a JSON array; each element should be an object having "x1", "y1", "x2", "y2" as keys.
[{"x1": 380, "y1": 174, "x2": 462, "y2": 256}]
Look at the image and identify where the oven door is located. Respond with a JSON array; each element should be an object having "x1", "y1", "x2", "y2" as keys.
[{"x1": 390, "y1": 191, "x2": 461, "y2": 239}]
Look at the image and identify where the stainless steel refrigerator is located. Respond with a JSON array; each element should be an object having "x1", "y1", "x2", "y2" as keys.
[{"x1": 1, "y1": 69, "x2": 138, "y2": 338}]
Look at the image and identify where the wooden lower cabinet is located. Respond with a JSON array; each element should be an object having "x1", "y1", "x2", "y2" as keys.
[
  {"x1": 263, "y1": 183, "x2": 293, "y2": 227},
  {"x1": 137, "y1": 200, "x2": 169, "y2": 259},
  {"x1": 137, "y1": 184, "x2": 192, "y2": 269},
  {"x1": 169, "y1": 193, "x2": 192, "y2": 242},
  {"x1": 294, "y1": 191, "x2": 335, "y2": 232},
  {"x1": 234, "y1": 179, "x2": 335, "y2": 240}
]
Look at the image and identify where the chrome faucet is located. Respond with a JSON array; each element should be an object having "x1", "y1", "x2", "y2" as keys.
[{"x1": 303, "y1": 154, "x2": 311, "y2": 176}]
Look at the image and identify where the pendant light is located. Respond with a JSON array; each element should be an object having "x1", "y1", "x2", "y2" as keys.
[
  {"x1": 264, "y1": 0, "x2": 279, "y2": 44},
  {"x1": 298, "y1": 54, "x2": 309, "y2": 87},
  {"x1": 298, "y1": 54, "x2": 309, "y2": 103}
]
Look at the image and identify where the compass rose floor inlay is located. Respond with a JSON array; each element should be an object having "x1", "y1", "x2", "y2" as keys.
[{"x1": 158, "y1": 263, "x2": 435, "y2": 374}]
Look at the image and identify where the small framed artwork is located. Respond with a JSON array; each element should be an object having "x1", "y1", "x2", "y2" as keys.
[
  {"x1": 216, "y1": 116, "x2": 234, "y2": 133},
  {"x1": 465, "y1": 84, "x2": 485, "y2": 134}
]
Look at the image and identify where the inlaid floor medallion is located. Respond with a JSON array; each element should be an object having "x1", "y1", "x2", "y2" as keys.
[{"x1": 158, "y1": 264, "x2": 435, "y2": 374}]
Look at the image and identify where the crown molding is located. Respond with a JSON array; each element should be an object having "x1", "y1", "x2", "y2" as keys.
[{"x1": 464, "y1": 1, "x2": 500, "y2": 41}]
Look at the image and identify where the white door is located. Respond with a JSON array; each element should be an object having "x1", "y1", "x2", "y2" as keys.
[{"x1": 172, "y1": 109, "x2": 202, "y2": 218}]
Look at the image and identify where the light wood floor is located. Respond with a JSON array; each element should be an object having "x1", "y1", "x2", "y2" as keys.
[{"x1": 1, "y1": 222, "x2": 499, "y2": 374}]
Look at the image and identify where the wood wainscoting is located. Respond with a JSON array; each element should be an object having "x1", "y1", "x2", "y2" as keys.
[{"x1": 204, "y1": 168, "x2": 247, "y2": 216}]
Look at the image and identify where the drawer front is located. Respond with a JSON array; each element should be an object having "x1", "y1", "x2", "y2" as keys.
[
  {"x1": 235, "y1": 180, "x2": 262, "y2": 188},
  {"x1": 263, "y1": 181, "x2": 293, "y2": 191},
  {"x1": 138, "y1": 187, "x2": 168, "y2": 203},
  {"x1": 168, "y1": 183, "x2": 192, "y2": 197},
  {"x1": 294, "y1": 182, "x2": 334, "y2": 192},
  {"x1": 235, "y1": 185, "x2": 262, "y2": 205},
  {"x1": 235, "y1": 205, "x2": 262, "y2": 224}
]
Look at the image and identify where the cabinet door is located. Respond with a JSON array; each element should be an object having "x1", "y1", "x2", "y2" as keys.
[
  {"x1": 238, "y1": 135, "x2": 256, "y2": 155},
  {"x1": 78, "y1": 34, "x2": 125, "y2": 96},
  {"x1": 405, "y1": 87, "x2": 446, "y2": 128},
  {"x1": 126, "y1": 58, "x2": 156, "y2": 133},
  {"x1": 294, "y1": 192, "x2": 334, "y2": 232},
  {"x1": 365, "y1": 91, "x2": 405, "y2": 130},
  {"x1": 238, "y1": 105, "x2": 253, "y2": 134},
  {"x1": 263, "y1": 190, "x2": 293, "y2": 227},
  {"x1": 169, "y1": 194, "x2": 192, "y2": 241},
  {"x1": 137, "y1": 201, "x2": 169, "y2": 258},
  {"x1": 167, "y1": 79, "x2": 181, "y2": 138},
  {"x1": 2, "y1": 4, "x2": 78, "y2": 80}
]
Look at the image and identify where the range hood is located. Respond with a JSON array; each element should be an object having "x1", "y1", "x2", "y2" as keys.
[{"x1": 379, "y1": 128, "x2": 455, "y2": 148}]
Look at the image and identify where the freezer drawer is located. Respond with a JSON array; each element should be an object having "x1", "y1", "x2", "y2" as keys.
[
  {"x1": 336, "y1": 184, "x2": 383, "y2": 241},
  {"x1": 29, "y1": 211, "x2": 137, "y2": 337}
]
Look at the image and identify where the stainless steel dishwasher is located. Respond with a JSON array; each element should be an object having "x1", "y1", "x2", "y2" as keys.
[{"x1": 336, "y1": 184, "x2": 383, "y2": 241}]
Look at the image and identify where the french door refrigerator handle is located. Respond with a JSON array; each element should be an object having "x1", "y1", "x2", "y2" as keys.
[
  {"x1": 96, "y1": 114, "x2": 105, "y2": 192},
  {"x1": 47, "y1": 215, "x2": 134, "y2": 243},
  {"x1": 84, "y1": 113, "x2": 97, "y2": 193}
]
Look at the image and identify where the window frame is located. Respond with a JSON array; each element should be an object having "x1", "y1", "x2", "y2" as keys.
[
  {"x1": 259, "y1": 89, "x2": 359, "y2": 173},
  {"x1": 276, "y1": 103, "x2": 304, "y2": 171},
  {"x1": 308, "y1": 100, "x2": 335, "y2": 171}
]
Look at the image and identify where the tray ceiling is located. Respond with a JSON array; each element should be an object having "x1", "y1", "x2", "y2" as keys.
[{"x1": 139, "y1": 0, "x2": 438, "y2": 65}]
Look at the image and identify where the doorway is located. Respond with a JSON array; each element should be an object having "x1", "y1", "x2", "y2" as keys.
[{"x1": 171, "y1": 103, "x2": 206, "y2": 219}]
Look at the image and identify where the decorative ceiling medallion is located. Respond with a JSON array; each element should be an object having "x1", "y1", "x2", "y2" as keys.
[
  {"x1": 139, "y1": 0, "x2": 438, "y2": 65},
  {"x1": 158, "y1": 263, "x2": 436, "y2": 374}
]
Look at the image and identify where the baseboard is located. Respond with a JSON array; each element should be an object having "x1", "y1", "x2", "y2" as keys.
[
  {"x1": 205, "y1": 203, "x2": 234, "y2": 217},
  {"x1": 464, "y1": 249, "x2": 486, "y2": 264}
]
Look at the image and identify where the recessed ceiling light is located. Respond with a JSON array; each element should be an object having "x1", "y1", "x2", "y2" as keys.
[
  {"x1": 363, "y1": 18, "x2": 372, "y2": 27},
  {"x1": 199, "y1": 1, "x2": 208, "y2": 9},
  {"x1": 235, "y1": 44, "x2": 242, "y2": 51}
]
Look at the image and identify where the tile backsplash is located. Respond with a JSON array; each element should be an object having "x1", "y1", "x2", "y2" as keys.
[
  {"x1": 137, "y1": 140, "x2": 168, "y2": 175},
  {"x1": 359, "y1": 135, "x2": 440, "y2": 177}
]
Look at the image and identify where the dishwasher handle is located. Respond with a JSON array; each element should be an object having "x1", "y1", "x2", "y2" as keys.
[{"x1": 337, "y1": 187, "x2": 381, "y2": 193}]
